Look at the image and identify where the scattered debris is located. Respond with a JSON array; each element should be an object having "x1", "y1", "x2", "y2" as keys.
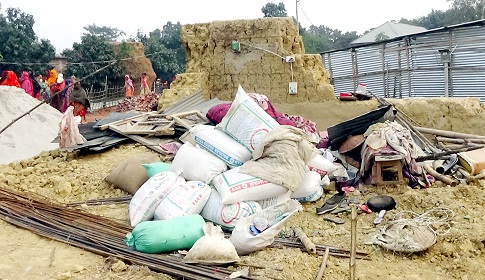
[{"x1": 117, "y1": 92, "x2": 160, "y2": 112}]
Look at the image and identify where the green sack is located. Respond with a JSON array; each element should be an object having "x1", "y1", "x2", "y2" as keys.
[
  {"x1": 125, "y1": 214, "x2": 205, "y2": 254},
  {"x1": 143, "y1": 162, "x2": 172, "y2": 178}
]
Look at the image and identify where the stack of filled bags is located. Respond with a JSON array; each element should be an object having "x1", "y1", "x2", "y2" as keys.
[{"x1": 125, "y1": 85, "x2": 339, "y2": 258}]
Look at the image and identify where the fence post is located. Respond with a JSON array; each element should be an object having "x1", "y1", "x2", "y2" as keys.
[{"x1": 103, "y1": 76, "x2": 108, "y2": 108}]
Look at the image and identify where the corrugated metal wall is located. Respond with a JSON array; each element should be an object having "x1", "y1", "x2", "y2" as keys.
[{"x1": 322, "y1": 21, "x2": 485, "y2": 101}]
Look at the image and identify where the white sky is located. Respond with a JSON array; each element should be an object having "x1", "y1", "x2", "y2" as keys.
[{"x1": 1, "y1": 0, "x2": 451, "y2": 53}]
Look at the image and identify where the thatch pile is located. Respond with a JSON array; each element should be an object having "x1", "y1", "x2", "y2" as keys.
[
  {"x1": 158, "y1": 17, "x2": 335, "y2": 111},
  {"x1": 112, "y1": 42, "x2": 156, "y2": 95}
]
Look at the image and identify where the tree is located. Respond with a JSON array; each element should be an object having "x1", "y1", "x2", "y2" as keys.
[
  {"x1": 301, "y1": 25, "x2": 359, "y2": 53},
  {"x1": 400, "y1": 0, "x2": 485, "y2": 29},
  {"x1": 0, "y1": 5, "x2": 55, "y2": 74},
  {"x1": 83, "y1": 24, "x2": 126, "y2": 41},
  {"x1": 137, "y1": 22, "x2": 186, "y2": 81},
  {"x1": 375, "y1": 32, "x2": 390, "y2": 42},
  {"x1": 62, "y1": 35, "x2": 124, "y2": 89},
  {"x1": 261, "y1": 2, "x2": 288, "y2": 17}
]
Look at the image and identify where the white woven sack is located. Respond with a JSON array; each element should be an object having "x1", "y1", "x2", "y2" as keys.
[
  {"x1": 212, "y1": 166, "x2": 288, "y2": 204},
  {"x1": 170, "y1": 142, "x2": 227, "y2": 183},
  {"x1": 154, "y1": 181, "x2": 212, "y2": 220},
  {"x1": 200, "y1": 188, "x2": 261, "y2": 230},
  {"x1": 257, "y1": 190, "x2": 292, "y2": 209},
  {"x1": 190, "y1": 124, "x2": 251, "y2": 168},
  {"x1": 216, "y1": 85, "x2": 279, "y2": 151},
  {"x1": 307, "y1": 154, "x2": 338, "y2": 176},
  {"x1": 291, "y1": 171, "x2": 323, "y2": 202},
  {"x1": 129, "y1": 171, "x2": 185, "y2": 227},
  {"x1": 229, "y1": 200, "x2": 302, "y2": 255}
]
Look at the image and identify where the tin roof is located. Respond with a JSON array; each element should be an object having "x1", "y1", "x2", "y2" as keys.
[
  {"x1": 162, "y1": 90, "x2": 227, "y2": 116},
  {"x1": 352, "y1": 21, "x2": 427, "y2": 46}
]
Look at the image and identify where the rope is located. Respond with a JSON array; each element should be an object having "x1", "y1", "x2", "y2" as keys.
[
  {"x1": 390, "y1": 207, "x2": 454, "y2": 236},
  {"x1": 0, "y1": 51, "x2": 163, "y2": 66}
]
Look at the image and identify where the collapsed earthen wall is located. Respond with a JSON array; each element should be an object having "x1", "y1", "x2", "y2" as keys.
[
  {"x1": 159, "y1": 17, "x2": 335, "y2": 110},
  {"x1": 274, "y1": 97, "x2": 485, "y2": 136}
]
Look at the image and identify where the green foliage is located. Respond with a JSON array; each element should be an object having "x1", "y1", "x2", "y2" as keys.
[
  {"x1": 401, "y1": 0, "x2": 485, "y2": 29},
  {"x1": 261, "y1": 2, "x2": 288, "y2": 17},
  {"x1": 137, "y1": 22, "x2": 186, "y2": 81},
  {"x1": 0, "y1": 5, "x2": 55, "y2": 74},
  {"x1": 375, "y1": 32, "x2": 390, "y2": 42},
  {"x1": 301, "y1": 25, "x2": 359, "y2": 53},
  {"x1": 83, "y1": 24, "x2": 126, "y2": 41},
  {"x1": 62, "y1": 35, "x2": 124, "y2": 89}
]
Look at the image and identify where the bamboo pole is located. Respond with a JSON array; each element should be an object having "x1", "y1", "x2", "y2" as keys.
[
  {"x1": 416, "y1": 144, "x2": 483, "y2": 161},
  {"x1": 436, "y1": 136, "x2": 485, "y2": 144},
  {"x1": 423, "y1": 163, "x2": 458, "y2": 186},
  {"x1": 349, "y1": 204, "x2": 357, "y2": 280},
  {"x1": 416, "y1": 127, "x2": 485, "y2": 140},
  {"x1": 293, "y1": 226, "x2": 316, "y2": 254},
  {"x1": 315, "y1": 247, "x2": 330, "y2": 280}
]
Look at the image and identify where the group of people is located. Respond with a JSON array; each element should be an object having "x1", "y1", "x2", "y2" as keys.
[
  {"x1": 3, "y1": 68, "x2": 174, "y2": 123},
  {"x1": 124, "y1": 73, "x2": 172, "y2": 97},
  {"x1": 124, "y1": 72, "x2": 152, "y2": 98},
  {"x1": 0, "y1": 67, "x2": 90, "y2": 123}
]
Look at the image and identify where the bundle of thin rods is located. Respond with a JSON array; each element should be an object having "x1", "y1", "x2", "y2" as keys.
[
  {"x1": 0, "y1": 187, "x2": 252, "y2": 280},
  {"x1": 271, "y1": 238, "x2": 370, "y2": 260}
]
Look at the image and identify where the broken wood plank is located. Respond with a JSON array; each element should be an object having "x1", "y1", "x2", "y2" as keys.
[
  {"x1": 170, "y1": 110, "x2": 210, "y2": 130},
  {"x1": 122, "y1": 135, "x2": 169, "y2": 155},
  {"x1": 98, "y1": 113, "x2": 150, "y2": 130}
]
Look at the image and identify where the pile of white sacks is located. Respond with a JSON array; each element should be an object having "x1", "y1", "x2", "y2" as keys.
[{"x1": 128, "y1": 85, "x2": 338, "y2": 255}]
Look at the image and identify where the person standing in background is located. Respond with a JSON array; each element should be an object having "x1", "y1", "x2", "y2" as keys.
[
  {"x1": 29, "y1": 71, "x2": 42, "y2": 100},
  {"x1": 20, "y1": 71, "x2": 34, "y2": 97},
  {"x1": 69, "y1": 77, "x2": 90, "y2": 123},
  {"x1": 46, "y1": 66, "x2": 57, "y2": 86},
  {"x1": 140, "y1": 72, "x2": 150, "y2": 95},
  {"x1": 49, "y1": 73, "x2": 66, "y2": 112},
  {"x1": 0, "y1": 70, "x2": 21, "y2": 87},
  {"x1": 124, "y1": 74, "x2": 134, "y2": 98}
]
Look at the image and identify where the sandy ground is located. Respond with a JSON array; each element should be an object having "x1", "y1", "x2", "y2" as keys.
[
  {"x1": 2, "y1": 98, "x2": 485, "y2": 280},
  {"x1": 1, "y1": 143, "x2": 485, "y2": 280}
]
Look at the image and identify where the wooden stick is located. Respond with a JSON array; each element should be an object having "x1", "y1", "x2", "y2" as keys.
[
  {"x1": 416, "y1": 127, "x2": 485, "y2": 140},
  {"x1": 369, "y1": 92, "x2": 439, "y2": 152},
  {"x1": 416, "y1": 144, "x2": 483, "y2": 161},
  {"x1": 349, "y1": 205, "x2": 357, "y2": 280},
  {"x1": 423, "y1": 163, "x2": 458, "y2": 186},
  {"x1": 293, "y1": 226, "x2": 316, "y2": 254},
  {"x1": 436, "y1": 136, "x2": 485, "y2": 144},
  {"x1": 315, "y1": 247, "x2": 330, "y2": 280},
  {"x1": 422, "y1": 168, "x2": 431, "y2": 187}
]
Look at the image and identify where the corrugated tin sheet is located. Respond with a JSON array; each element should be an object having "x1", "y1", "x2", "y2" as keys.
[
  {"x1": 162, "y1": 91, "x2": 227, "y2": 116},
  {"x1": 321, "y1": 21, "x2": 485, "y2": 102}
]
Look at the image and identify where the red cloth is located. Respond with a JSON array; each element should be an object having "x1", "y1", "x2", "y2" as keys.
[
  {"x1": 206, "y1": 95, "x2": 296, "y2": 126},
  {"x1": 206, "y1": 103, "x2": 231, "y2": 124},
  {"x1": 1, "y1": 71, "x2": 21, "y2": 87}
]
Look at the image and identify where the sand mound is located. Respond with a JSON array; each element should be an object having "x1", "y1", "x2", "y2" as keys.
[{"x1": 0, "y1": 86, "x2": 62, "y2": 164}]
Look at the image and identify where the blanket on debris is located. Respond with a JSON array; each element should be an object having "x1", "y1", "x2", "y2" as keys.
[
  {"x1": 360, "y1": 121, "x2": 424, "y2": 175},
  {"x1": 240, "y1": 125, "x2": 318, "y2": 192}
]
